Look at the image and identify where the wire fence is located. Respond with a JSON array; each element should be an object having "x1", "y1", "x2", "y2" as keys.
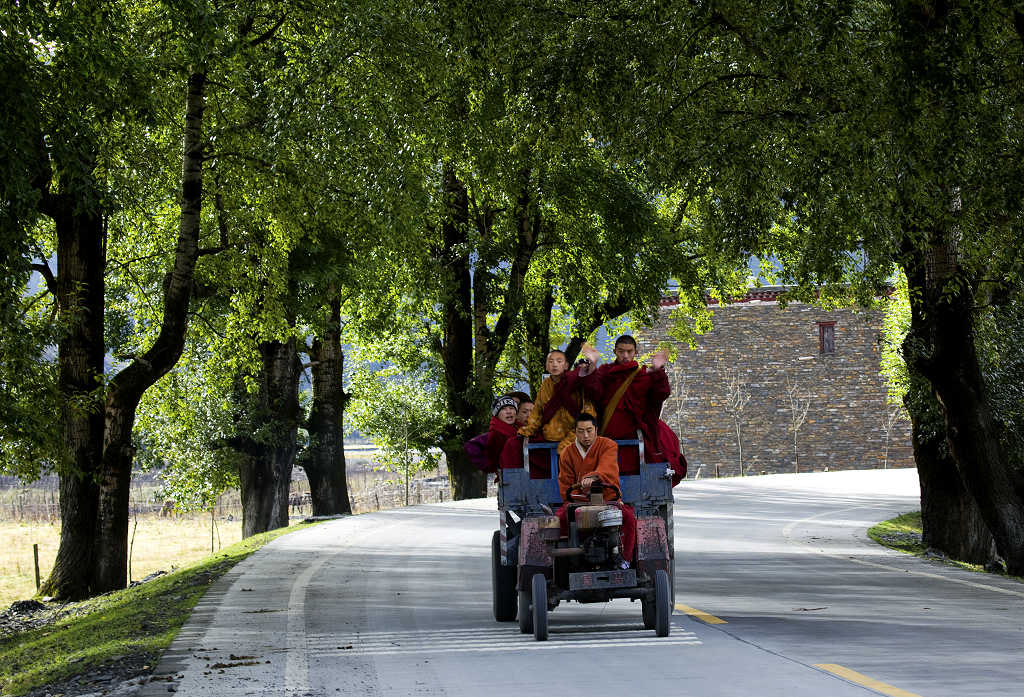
[{"x1": 0, "y1": 470, "x2": 493, "y2": 523}]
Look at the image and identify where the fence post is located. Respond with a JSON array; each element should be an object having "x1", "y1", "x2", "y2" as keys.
[{"x1": 33, "y1": 544, "x2": 40, "y2": 590}]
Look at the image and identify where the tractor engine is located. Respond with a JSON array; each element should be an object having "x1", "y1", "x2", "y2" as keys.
[{"x1": 575, "y1": 505, "x2": 624, "y2": 568}]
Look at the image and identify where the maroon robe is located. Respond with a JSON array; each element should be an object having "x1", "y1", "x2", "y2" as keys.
[
  {"x1": 657, "y1": 419, "x2": 687, "y2": 485},
  {"x1": 498, "y1": 434, "x2": 554, "y2": 479},
  {"x1": 583, "y1": 361, "x2": 671, "y2": 474},
  {"x1": 485, "y1": 416, "x2": 518, "y2": 474}
]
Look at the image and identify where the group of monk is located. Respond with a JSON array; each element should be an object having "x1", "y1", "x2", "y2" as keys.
[
  {"x1": 484, "y1": 335, "x2": 686, "y2": 482},
  {"x1": 480, "y1": 335, "x2": 688, "y2": 568}
]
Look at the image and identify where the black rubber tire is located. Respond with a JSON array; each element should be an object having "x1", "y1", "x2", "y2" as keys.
[
  {"x1": 670, "y1": 555, "x2": 676, "y2": 605},
  {"x1": 518, "y1": 589, "x2": 533, "y2": 633},
  {"x1": 531, "y1": 573, "x2": 548, "y2": 641},
  {"x1": 492, "y1": 531, "x2": 518, "y2": 622},
  {"x1": 641, "y1": 593, "x2": 656, "y2": 629},
  {"x1": 654, "y1": 569, "x2": 671, "y2": 637}
]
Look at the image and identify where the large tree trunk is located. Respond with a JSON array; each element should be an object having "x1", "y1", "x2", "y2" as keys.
[
  {"x1": 917, "y1": 291, "x2": 1024, "y2": 573},
  {"x1": 905, "y1": 375, "x2": 996, "y2": 565},
  {"x1": 446, "y1": 445, "x2": 487, "y2": 501},
  {"x1": 438, "y1": 166, "x2": 485, "y2": 500},
  {"x1": 474, "y1": 167, "x2": 538, "y2": 388},
  {"x1": 40, "y1": 199, "x2": 106, "y2": 600},
  {"x1": 94, "y1": 403, "x2": 137, "y2": 592},
  {"x1": 903, "y1": 241, "x2": 1024, "y2": 574},
  {"x1": 889, "y1": 0, "x2": 1024, "y2": 576},
  {"x1": 436, "y1": 165, "x2": 540, "y2": 499},
  {"x1": 304, "y1": 297, "x2": 351, "y2": 516},
  {"x1": 239, "y1": 337, "x2": 301, "y2": 537},
  {"x1": 91, "y1": 70, "x2": 206, "y2": 593}
]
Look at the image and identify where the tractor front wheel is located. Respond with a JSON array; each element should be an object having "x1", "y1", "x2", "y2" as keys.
[
  {"x1": 531, "y1": 573, "x2": 548, "y2": 641},
  {"x1": 654, "y1": 569, "x2": 671, "y2": 637}
]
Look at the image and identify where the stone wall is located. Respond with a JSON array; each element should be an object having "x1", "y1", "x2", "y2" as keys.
[{"x1": 641, "y1": 293, "x2": 914, "y2": 477}]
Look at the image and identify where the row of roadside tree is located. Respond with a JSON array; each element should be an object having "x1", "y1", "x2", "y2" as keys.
[{"x1": 2, "y1": 0, "x2": 1023, "y2": 600}]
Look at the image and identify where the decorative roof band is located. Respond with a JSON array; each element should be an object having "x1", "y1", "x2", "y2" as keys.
[{"x1": 659, "y1": 287, "x2": 791, "y2": 307}]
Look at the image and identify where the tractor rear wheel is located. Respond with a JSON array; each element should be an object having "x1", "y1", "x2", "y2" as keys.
[
  {"x1": 518, "y1": 588, "x2": 532, "y2": 634},
  {"x1": 491, "y1": 531, "x2": 517, "y2": 622},
  {"x1": 641, "y1": 592, "x2": 656, "y2": 629},
  {"x1": 670, "y1": 555, "x2": 676, "y2": 604}
]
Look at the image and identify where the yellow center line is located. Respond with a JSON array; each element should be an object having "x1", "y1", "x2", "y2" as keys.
[
  {"x1": 674, "y1": 603, "x2": 727, "y2": 624},
  {"x1": 815, "y1": 664, "x2": 923, "y2": 697}
]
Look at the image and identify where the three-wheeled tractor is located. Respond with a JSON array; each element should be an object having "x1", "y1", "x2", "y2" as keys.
[{"x1": 491, "y1": 433, "x2": 676, "y2": 641}]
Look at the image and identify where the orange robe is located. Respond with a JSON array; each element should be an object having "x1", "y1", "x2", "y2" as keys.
[
  {"x1": 518, "y1": 369, "x2": 596, "y2": 454},
  {"x1": 556, "y1": 436, "x2": 636, "y2": 563},
  {"x1": 516, "y1": 370, "x2": 598, "y2": 450},
  {"x1": 557, "y1": 436, "x2": 620, "y2": 502}
]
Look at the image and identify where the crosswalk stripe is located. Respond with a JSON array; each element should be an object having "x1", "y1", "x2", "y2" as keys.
[
  {"x1": 309, "y1": 627, "x2": 697, "y2": 645},
  {"x1": 313, "y1": 631, "x2": 700, "y2": 650},
  {"x1": 317, "y1": 637, "x2": 703, "y2": 656},
  {"x1": 306, "y1": 622, "x2": 656, "y2": 642}
]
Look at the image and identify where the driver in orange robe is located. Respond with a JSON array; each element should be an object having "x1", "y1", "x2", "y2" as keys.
[{"x1": 556, "y1": 414, "x2": 637, "y2": 567}]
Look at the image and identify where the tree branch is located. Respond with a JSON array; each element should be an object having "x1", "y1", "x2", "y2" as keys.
[
  {"x1": 249, "y1": 13, "x2": 288, "y2": 47},
  {"x1": 203, "y1": 150, "x2": 274, "y2": 168},
  {"x1": 104, "y1": 252, "x2": 169, "y2": 275},
  {"x1": 19, "y1": 286, "x2": 53, "y2": 319},
  {"x1": 31, "y1": 262, "x2": 58, "y2": 296}
]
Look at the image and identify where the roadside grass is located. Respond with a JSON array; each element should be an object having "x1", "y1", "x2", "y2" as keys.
[
  {"x1": 867, "y1": 511, "x2": 927, "y2": 555},
  {"x1": 0, "y1": 522, "x2": 317, "y2": 696},
  {"x1": 0, "y1": 516, "x2": 244, "y2": 609},
  {"x1": 868, "y1": 511, "x2": 1024, "y2": 580}
]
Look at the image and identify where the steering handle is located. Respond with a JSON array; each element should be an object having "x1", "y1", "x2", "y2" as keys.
[{"x1": 566, "y1": 480, "x2": 621, "y2": 502}]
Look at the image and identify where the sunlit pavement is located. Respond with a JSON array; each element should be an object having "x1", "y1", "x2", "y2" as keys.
[{"x1": 143, "y1": 469, "x2": 1024, "y2": 697}]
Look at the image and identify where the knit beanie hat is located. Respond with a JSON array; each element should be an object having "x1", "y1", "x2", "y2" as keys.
[{"x1": 491, "y1": 396, "x2": 518, "y2": 416}]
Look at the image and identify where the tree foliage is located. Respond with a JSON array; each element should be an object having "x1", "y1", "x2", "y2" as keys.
[
  {"x1": 5, "y1": 0, "x2": 1024, "y2": 587},
  {"x1": 558, "y1": 0, "x2": 1024, "y2": 569}
]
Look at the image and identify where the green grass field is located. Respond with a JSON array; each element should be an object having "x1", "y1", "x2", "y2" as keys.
[
  {"x1": 0, "y1": 522, "x2": 316, "y2": 696},
  {"x1": 0, "y1": 458, "x2": 444, "y2": 608},
  {"x1": 0, "y1": 515, "x2": 243, "y2": 609}
]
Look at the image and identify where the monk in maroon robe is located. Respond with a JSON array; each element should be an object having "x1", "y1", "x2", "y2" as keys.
[
  {"x1": 484, "y1": 396, "x2": 519, "y2": 475},
  {"x1": 582, "y1": 335, "x2": 671, "y2": 475}
]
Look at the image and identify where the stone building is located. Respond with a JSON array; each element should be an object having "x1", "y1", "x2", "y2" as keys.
[{"x1": 643, "y1": 288, "x2": 914, "y2": 477}]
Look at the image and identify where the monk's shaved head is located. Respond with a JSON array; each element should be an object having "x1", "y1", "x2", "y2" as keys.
[{"x1": 545, "y1": 350, "x2": 568, "y2": 376}]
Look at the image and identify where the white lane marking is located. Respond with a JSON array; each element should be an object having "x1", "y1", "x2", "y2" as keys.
[
  {"x1": 783, "y1": 504, "x2": 1024, "y2": 599},
  {"x1": 782, "y1": 502, "x2": 889, "y2": 542},
  {"x1": 284, "y1": 554, "x2": 332, "y2": 695},
  {"x1": 836, "y1": 555, "x2": 1024, "y2": 598}
]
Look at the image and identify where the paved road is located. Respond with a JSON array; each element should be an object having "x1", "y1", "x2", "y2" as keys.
[{"x1": 143, "y1": 469, "x2": 1024, "y2": 697}]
